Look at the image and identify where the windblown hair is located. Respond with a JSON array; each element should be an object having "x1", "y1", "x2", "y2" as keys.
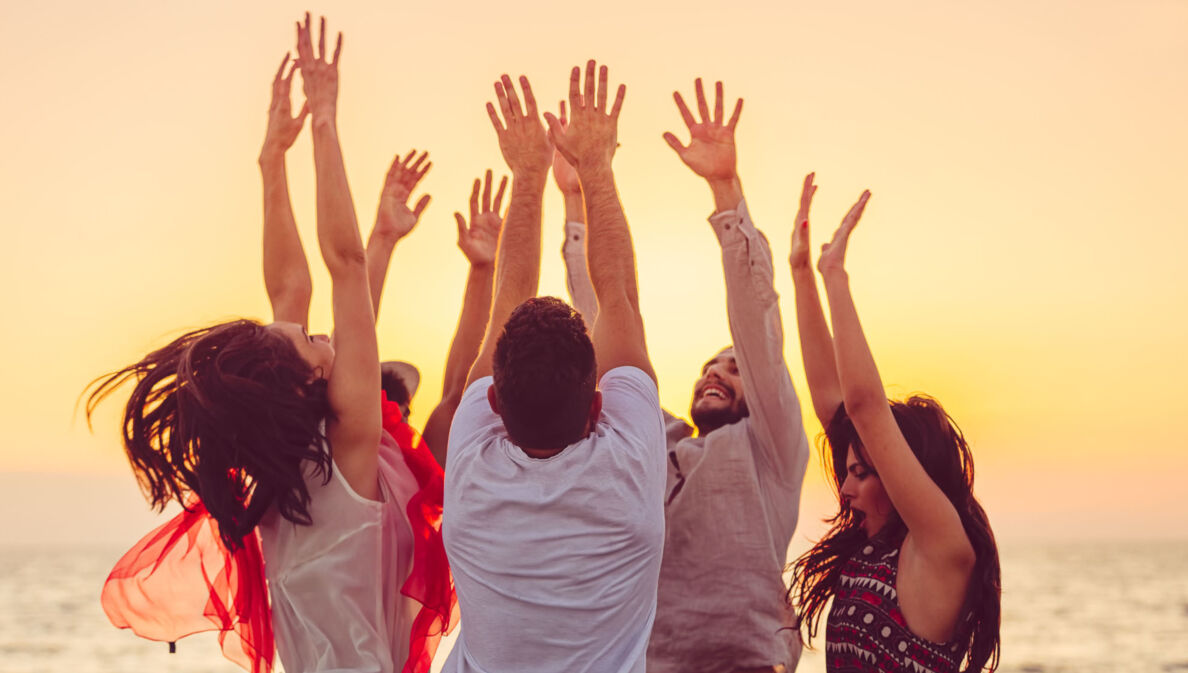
[
  {"x1": 85, "y1": 319, "x2": 333, "y2": 551},
  {"x1": 788, "y1": 396, "x2": 1001, "y2": 672},
  {"x1": 493, "y1": 297, "x2": 596, "y2": 450}
]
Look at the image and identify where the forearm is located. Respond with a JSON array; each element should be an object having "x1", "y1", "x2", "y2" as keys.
[
  {"x1": 562, "y1": 217, "x2": 598, "y2": 327},
  {"x1": 821, "y1": 270, "x2": 887, "y2": 417},
  {"x1": 792, "y1": 266, "x2": 843, "y2": 425},
  {"x1": 708, "y1": 174, "x2": 744, "y2": 215},
  {"x1": 444, "y1": 263, "x2": 495, "y2": 398},
  {"x1": 718, "y1": 199, "x2": 807, "y2": 477},
  {"x1": 259, "y1": 151, "x2": 313, "y2": 323},
  {"x1": 311, "y1": 118, "x2": 366, "y2": 274},
  {"x1": 365, "y1": 229, "x2": 397, "y2": 318},
  {"x1": 493, "y1": 171, "x2": 546, "y2": 305},
  {"x1": 579, "y1": 163, "x2": 638, "y2": 305},
  {"x1": 562, "y1": 192, "x2": 584, "y2": 224}
]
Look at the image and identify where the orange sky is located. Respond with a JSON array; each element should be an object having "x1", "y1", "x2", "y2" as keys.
[{"x1": 1, "y1": 0, "x2": 1186, "y2": 546}]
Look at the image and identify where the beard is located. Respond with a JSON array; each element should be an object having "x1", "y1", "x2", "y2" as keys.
[{"x1": 690, "y1": 398, "x2": 749, "y2": 434}]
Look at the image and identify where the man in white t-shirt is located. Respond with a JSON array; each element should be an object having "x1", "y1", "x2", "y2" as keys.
[{"x1": 442, "y1": 63, "x2": 665, "y2": 673}]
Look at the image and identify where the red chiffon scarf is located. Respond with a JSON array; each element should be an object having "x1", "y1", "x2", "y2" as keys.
[
  {"x1": 101, "y1": 394, "x2": 456, "y2": 673},
  {"x1": 380, "y1": 395, "x2": 460, "y2": 673}
]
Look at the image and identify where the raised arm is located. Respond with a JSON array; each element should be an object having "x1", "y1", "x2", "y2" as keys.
[
  {"x1": 544, "y1": 60, "x2": 655, "y2": 383},
  {"x1": 296, "y1": 14, "x2": 381, "y2": 499},
  {"x1": 464, "y1": 75, "x2": 552, "y2": 386},
  {"x1": 551, "y1": 101, "x2": 598, "y2": 328},
  {"x1": 817, "y1": 193, "x2": 975, "y2": 567},
  {"x1": 789, "y1": 173, "x2": 843, "y2": 426},
  {"x1": 421, "y1": 170, "x2": 505, "y2": 466},
  {"x1": 260, "y1": 53, "x2": 313, "y2": 327},
  {"x1": 366, "y1": 149, "x2": 431, "y2": 318},
  {"x1": 664, "y1": 79, "x2": 807, "y2": 488}
]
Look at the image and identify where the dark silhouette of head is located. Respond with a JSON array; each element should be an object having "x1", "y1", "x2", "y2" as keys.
[
  {"x1": 788, "y1": 396, "x2": 1001, "y2": 672},
  {"x1": 86, "y1": 319, "x2": 333, "y2": 551},
  {"x1": 492, "y1": 297, "x2": 597, "y2": 451}
]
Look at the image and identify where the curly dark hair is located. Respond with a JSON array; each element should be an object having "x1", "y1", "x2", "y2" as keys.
[
  {"x1": 787, "y1": 396, "x2": 1001, "y2": 672},
  {"x1": 85, "y1": 319, "x2": 333, "y2": 551},
  {"x1": 492, "y1": 297, "x2": 597, "y2": 450}
]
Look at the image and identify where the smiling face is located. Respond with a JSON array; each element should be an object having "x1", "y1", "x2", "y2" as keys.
[
  {"x1": 266, "y1": 321, "x2": 335, "y2": 379},
  {"x1": 839, "y1": 445, "x2": 895, "y2": 537},
  {"x1": 689, "y1": 347, "x2": 749, "y2": 434}
]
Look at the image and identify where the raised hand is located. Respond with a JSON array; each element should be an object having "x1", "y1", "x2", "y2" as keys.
[
  {"x1": 789, "y1": 173, "x2": 818, "y2": 272},
  {"x1": 663, "y1": 78, "x2": 743, "y2": 183},
  {"x1": 455, "y1": 170, "x2": 507, "y2": 267},
  {"x1": 550, "y1": 102, "x2": 582, "y2": 196},
  {"x1": 486, "y1": 75, "x2": 552, "y2": 178},
  {"x1": 262, "y1": 53, "x2": 309, "y2": 157},
  {"x1": 374, "y1": 150, "x2": 432, "y2": 243},
  {"x1": 295, "y1": 13, "x2": 342, "y2": 121},
  {"x1": 543, "y1": 60, "x2": 626, "y2": 172},
  {"x1": 818, "y1": 191, "x2": 871, "y2": 276}
]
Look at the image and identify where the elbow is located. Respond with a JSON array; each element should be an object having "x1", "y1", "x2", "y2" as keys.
[
  {"x1": 325, "y1": 246, "x2": 368, "y2": 277},
  {"x1": 841, "y1": 387, "x2": 887, "y2": 421}
]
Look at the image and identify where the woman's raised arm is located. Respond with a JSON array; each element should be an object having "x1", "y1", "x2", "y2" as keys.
[
  {"x1": 260, "y1": 53, "x2": 313, "y2": 327},
  {"x1": 817, "y1": 193, "x2": 975, "y2": 569},
  {"x1": 296, "y1": 14, "x2": 381, "y2": 499}
]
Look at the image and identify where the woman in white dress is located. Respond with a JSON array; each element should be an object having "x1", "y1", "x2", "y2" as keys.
[{"x1": 86, "y1": 16, "x2": 455, "y2": 672}]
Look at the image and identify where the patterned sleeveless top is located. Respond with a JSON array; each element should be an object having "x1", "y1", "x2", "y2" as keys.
[{"x1": 825, "y1": 532, "x2": 964, "y2": 672}]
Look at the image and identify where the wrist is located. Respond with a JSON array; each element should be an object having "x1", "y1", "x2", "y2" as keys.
[
  {"x1": 562, "y1": 193, "x2": 585, "y2": 223},
  {"x1": 790, "y1": 263, "x2": 815, "y2": 281},
  {"x1": 708, "y1": 175, "x2": 743, "y2": 213},
  {"x1": 576, "y1": 159, "x2": 614, "y2": 185},
  {"x1": 469, "y1": 259, "x2": 495, "y2": 273},
  {"x1": 820, "y1": 267, "x2": 850, "y2": 285},
  {"x1": 367, "y1": 228, "x2": 399, "y2": 250},
  {"x1": 512, "y1": 167, "x2": 549, "y2": 189},
  {"x1": 310, "y1": 113, "x2": 337, "y2": 133},
  {"x1": 258, "y1": 147, "x2": 286, "y2": 169}
]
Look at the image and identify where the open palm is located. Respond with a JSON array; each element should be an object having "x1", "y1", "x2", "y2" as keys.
[
  {"x1": 456, "y1": 170, "x2": 507, "y2": 266},
  {"x1": 663, "y1": 79, "x2": 742, "y2": 182}
]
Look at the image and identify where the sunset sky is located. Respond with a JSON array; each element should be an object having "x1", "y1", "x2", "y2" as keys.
[{"x1": 1, "y1": 0, "x2": 1185, "y2": 548}]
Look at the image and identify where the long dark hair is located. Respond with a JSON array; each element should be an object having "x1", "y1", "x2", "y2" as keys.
[
  {"x1": 86, "y1": 319, "x2": 333, "y2": 551},
  {"x1": 788, "y1": 396, "x2": 1001, "y2": 672}
]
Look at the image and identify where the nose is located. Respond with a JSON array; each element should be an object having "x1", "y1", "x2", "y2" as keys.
[
  {"x1": 839, "y1": 474, "x2": 857, "y2": 499},
  {"x1": 314, "y1": 334, "x2": 330, "y2": 344}
]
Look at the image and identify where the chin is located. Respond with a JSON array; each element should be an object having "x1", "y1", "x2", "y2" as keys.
[{"x1": 690, "y1": 404, "x2": 745, "y2": 433}]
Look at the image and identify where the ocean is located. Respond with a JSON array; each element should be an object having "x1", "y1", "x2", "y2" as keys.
[{"x1": 1, "y1": 540, "x2": 1185, "y2": 673}]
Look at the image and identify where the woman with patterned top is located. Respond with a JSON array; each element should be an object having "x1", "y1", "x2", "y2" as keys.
[{"x1": 785, "y1": 174, "x2": 1001, "y2": 672}]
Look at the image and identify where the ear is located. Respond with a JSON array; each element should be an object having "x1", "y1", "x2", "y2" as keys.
[
  {"x1": 486, "y1": 385, "x2": 500, "y2": 415},
  {"x1": 586, "y1": 390, "x2": 603, "y2": 432}
]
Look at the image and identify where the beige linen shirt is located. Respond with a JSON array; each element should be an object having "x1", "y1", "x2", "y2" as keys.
[{"x1": 647, "y1": 200, "x2": 810, "y2": 672}]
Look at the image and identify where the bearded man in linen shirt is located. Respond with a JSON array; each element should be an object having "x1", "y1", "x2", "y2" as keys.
[
  {"x1": 441, "y1": 61, "x2": 667, "y2": 673},
  {"x1": 558, "y1": 78, "x2": 812, "y2": 673}
]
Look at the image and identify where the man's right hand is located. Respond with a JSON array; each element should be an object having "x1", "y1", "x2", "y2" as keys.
[
  {"x1": 543, "y1": 60, "x2": 625, "y2": 175},
  {"x1": 486, "y1": 75, "x2": 552, "y2": 179},
  {"x1": 663, "y1": 78, "x2": 743, "y2": 191}
]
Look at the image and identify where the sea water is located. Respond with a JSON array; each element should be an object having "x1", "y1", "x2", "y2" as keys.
[{"x1": 1, "y1": 540, "x2": 1185, "y2": 673}]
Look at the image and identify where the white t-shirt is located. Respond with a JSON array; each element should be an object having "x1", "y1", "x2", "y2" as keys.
[{"x1": 442, "y1": 366, "x2": 666, "y2": 673}]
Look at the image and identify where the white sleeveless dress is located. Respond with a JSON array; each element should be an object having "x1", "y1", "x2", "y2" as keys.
[{"x1": 258, "y1": 435, "x2": 420, "y2": 673}]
